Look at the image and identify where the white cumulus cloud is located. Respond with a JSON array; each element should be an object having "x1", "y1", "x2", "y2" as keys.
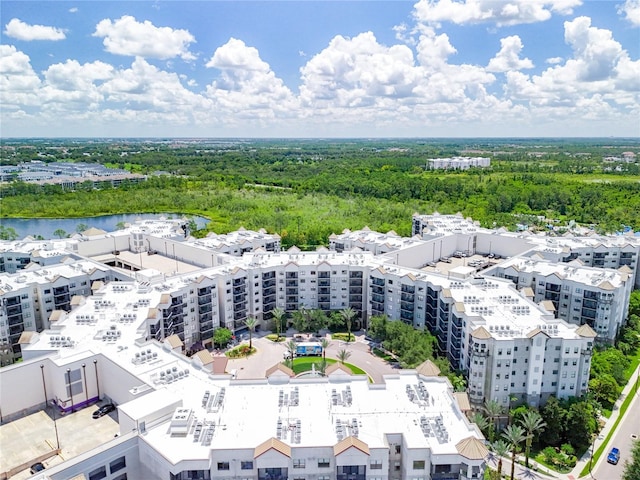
[
  {"x1": 564, "y1": 16, "x2": 623, "y2": 81},
  {"x1": 413, "y1": 0, "x2": 582, "y2": 27},
  {"x1": 93, "y1": 15, "x2": 195, "y2": 60},
  {"x1": 205, "y1": 38, "x2": 297, "y2": 119},
  {"x1": 487, "y1": 35, "x2": 534, "y2": 72},
  {"x1": 4, "y1": 18, "x2": 66, "y2": 41},
  {"x1": 618, "y1": 0, "x2": 640, "y2": 26}
]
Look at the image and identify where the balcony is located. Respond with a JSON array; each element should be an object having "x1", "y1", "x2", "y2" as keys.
[
  {"x1": 5, "y1": 296, "x2": 20, "y2": 306},
  {"x1": 286, "y1": 281, "x2": 298, "y2": 287},
  {"x1": 400, "y1": 301, "x2": 414, "y2": 312},
  {"x1": 6, "y1": 305, "x2": 22, "y2": 317},
  {"x1": 349, "y1": 295, "x2": 363, "y2": 302},
  {"x1": 198, "y1": 295, "x2": 212, "y2": 305},
  {"x1": 286, "y1": 272, "x2": 298, "y2": 279},
  {"x1": 319, "y1": 280, "x2": 331, "y2": 287},
  {"x1": 371, "y1": 277, "x2": 385, "y2": 287},
  {"x1": 318, "y1": 272, "x2": 330, "y2": 279},
  {"x1": 349, "y1": 271, "x2": 363, "y2": 279},
  {"x1": 349, "y1": 279, "x2": 363, "y2": 287},
  {"x1": 233, "y1": 278, "x2": 245, "y2": 287},
  {"x1": 258, "y1": 468, "x2": 287, "y2": 480}
]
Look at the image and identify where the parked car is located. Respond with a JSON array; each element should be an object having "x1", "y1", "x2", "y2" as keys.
[
  {"x1": 92, "y1": 403, "x2": 116, "y2": 419},
  {"x1": 30, "y1": 462, "x2": 45, "y2": 474},
  {"x1": 607, "y1": 447, "x2": 620, "y2": 465}
]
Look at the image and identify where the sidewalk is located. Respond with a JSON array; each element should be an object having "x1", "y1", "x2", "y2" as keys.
[
  {"x1": 564, "y1": 362, "x2": 640, "y2": 480},
  {"x1": 487, "y1": 363, "x2": 640, "y2": 479}
]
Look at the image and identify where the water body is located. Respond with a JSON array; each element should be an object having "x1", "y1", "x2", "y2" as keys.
[{"x1": 1, "y1": 213, "x2": 210, "y2": 240}]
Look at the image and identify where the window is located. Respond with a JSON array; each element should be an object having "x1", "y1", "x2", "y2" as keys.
[
  {"x1": 293, "y1": 459, "x2": 305, "y2": 468},
  {"x1": 318, "y1": 458, "x2": 330, "y2": 468},
  {"x1": 66, "y1": 368, "x2": 83, "y2": 397},
  {"x1": 370, "y1": 460, "x2": 383, "y2": 470},
  {"x1": 319, "y1": 477, "x2": 331, "y2": 480},
  {"x1": 88, "y1": 466, "x2": 107, "y2": 480},
  {"x1": 109, "y1": 456, "x2": 126, "y2": 474},
  {"x1": 113, "y1": 474, "x2": 127, "y2": 480},
  {"x1": 413, "y1": 461, "x2": 425, "y2": 470},
  {"x1": 217, "y1": 463, "x2": 229, "y2": 471},
  {"x1": 241, "y1": 461, "x2": 253, "y2": 470},
  {"x1": 395, "y1": 445, "x2": 401, "y2": 454}
]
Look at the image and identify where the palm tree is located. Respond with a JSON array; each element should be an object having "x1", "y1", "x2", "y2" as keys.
[
  {"x1": 470, "y1": 412, "x2": 490, "y2": 437},
  {"x1": 244, "y1": 317, "x2": 257, "y2": 350},
  {"x1": 502, "y1": 424, "x2": 526, "y2": 480},
  {"x1": 271, "y1": 308, "x2": 285, "y2": 340},
  {"x1": 320, "y1": 338, "x2": 330, "y2": 360},
  {"x1": 491, "y1": 439, "x2": 510, "y2": 479},
  {"x1": 285, "y1": 339, "x2": 297, "y2": 365},
  {"x1": 519, "y1": 410, "x2": 546, "y2": 468},
  {"x1": 340, "y1": 307, "x2": 356, "y2": 343},
  {"x1": 485, "y1": 399, "x2": 503, "y2": 441},
  {"x1": 337, "y1": 348, "x2": 351, "y2": 364}
]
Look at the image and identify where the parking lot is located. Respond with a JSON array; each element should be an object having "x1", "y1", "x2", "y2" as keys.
[{"x1": 1, "y1": 404, "x2": 119, "y2": 479}]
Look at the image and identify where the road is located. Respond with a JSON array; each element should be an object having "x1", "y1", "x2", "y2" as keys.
[{"x1": 591, "y1": 379, "x2": 640, "y2": 480}]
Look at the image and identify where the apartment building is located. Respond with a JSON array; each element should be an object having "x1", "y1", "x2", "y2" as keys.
[
  {"x1": 1, "y1": 214, "x2": 636, "y2": 407},
  {"x1": 4, "y1": 307, "x2": 486, "y2": 480},
  {"x1": 0, "y1": 260, "x2": 123, "y2": 361},
  {"x1": 426, "y1": 157, "x2": 491, "y2": 170},
  {"x1": 486, "y1": 256, "x2": 633, "y2": 341}
]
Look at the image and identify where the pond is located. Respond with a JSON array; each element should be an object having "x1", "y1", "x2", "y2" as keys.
[{"x1": 1, "y1": 213, "x2": 210, "y2": 240}]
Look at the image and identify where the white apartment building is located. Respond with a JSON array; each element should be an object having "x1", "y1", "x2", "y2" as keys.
[
  {"x1": 426, "y1": 158, "x2": 491, "y2": 170},
  {"x1": 486, "y1": 256, "x2": 633, "y2": 340},
  {"x1": 2, "y1": 297, "x2": 487, "y2": 480},
  {"x1": 0, "y1": 260, "x2": 124, "y2": 361},
  {"x1": 0, "y1": 213, "x2": 636, "y2": 408}
]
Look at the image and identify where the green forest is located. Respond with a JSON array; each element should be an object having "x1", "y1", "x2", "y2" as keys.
[{"x1": 1, "y1": 138, "x2": 639, "y2": 248}]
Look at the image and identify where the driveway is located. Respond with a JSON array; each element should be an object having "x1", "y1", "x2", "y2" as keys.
[{"x1": 226, "y1": 333, "x2": 396, "y2": 382}]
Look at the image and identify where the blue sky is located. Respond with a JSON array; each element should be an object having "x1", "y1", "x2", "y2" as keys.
[{"x1": 1, "y1": 0, "x2": 639, "y2": 137}]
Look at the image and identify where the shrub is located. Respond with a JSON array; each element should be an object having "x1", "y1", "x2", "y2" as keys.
[
  {"x1": 331, "y1": 332, "x2": 355, "y2": 342},
  {"x1": 561, "y1": 443, "x2": 575, "y2": 456}
]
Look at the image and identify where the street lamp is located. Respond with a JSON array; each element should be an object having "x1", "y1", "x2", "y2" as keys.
[
  {"x1": 93, "y1": 359, "x2": 100, "y2": 399},
  {"x1": 66, "y1": 368, "x2": 74, "y2": 413},
  {"x1": 82, "y1": 363, "x2": 89, "y2": 406},
  {"x1": 40, "y1": 364, "x2": 60, "y2": 450}
]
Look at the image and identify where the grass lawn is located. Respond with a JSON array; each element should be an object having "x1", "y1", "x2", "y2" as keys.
[{"x1": 287, "y1": 356, "x2": 367, "y2": 376}]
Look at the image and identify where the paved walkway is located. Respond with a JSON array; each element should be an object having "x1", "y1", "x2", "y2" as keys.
[{"x1": 487, "y1": 362, "x2": 640, "y2": 479}]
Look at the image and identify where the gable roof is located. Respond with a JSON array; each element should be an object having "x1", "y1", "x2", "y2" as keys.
[
  {"x1": 416, "y1": 359, "x2": 440, "y2": 377},
  {"x1": 254, "y1": 437, "x2": 291, "y2": 459},
  {"x1": 526, "y1": 327, "x2": 549, "y2": 339},
  {"x1": 194, "y1": 350, "x2": 214, "y2": 365},
  {"x1": 575, "y1": 323, "x2": 597, "y2": 338},
  {"x1": 265, "y1": 363, "x2": 295, "y2": 378},
  {"x1": 333, "y1": 436, "x2": 370, "y2": 456},
  {"x1": 471, "y1": 326, "x2": 492, "y2": 340},
  {"x1": 165, "y1": 334, "x2": 184, "y2": 348},
  {"x1": 456, "y1": 436, "x2": 489, "y2": 460},
  {"x1": 540, "y1": 300, "x2": 556, "y2": 312},
  {"x1": 326, "y1": 363, "x2": 353, "y2": 376},
  {"x1": 453, "y1": 392, "x2": 471, "y2": 412}
]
